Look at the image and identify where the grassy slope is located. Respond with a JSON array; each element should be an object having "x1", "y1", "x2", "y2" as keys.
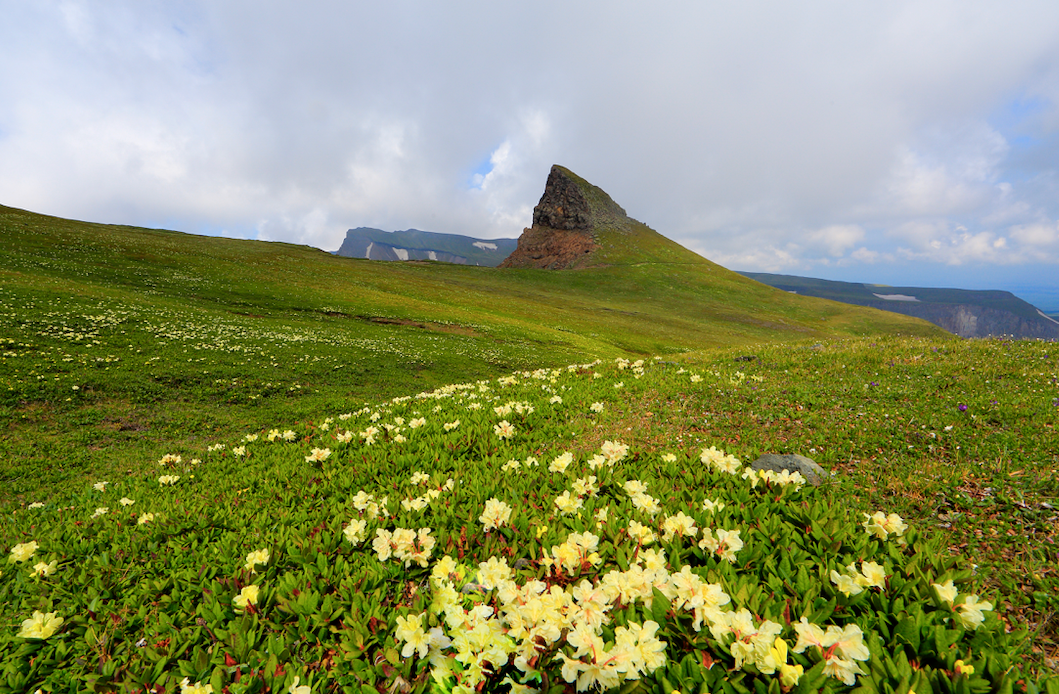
[
  {"x1": 0, "y1": 203, "x2": 949, "y2": 504},
  {"x1": 1, "y1": 204, "x2": 1057, "y2": 682}
]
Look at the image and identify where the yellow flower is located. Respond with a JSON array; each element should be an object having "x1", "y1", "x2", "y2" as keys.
[
  {"x1": 954, "y1": 659, "x2": 974, "y2": 676},
  {"x1": 933, "y1": 579, "x2": 958, "y2": 606},
  {"x1": 304, "y1": 448, "x2": 331, "y2": 463},
  {"x1": 180, "y1": 678, "x2": 214, "y2": 694},
  {"x1": 233, "y1": 584, "x2": 260, "y2": 610},
  {"x1": 138, "y1": 512, "x2": 155, "y2": 525},
  {"x1": 30, "y1": 560, "x2": 57, "y2": 577},
  {"x1": 780, "y1": 662, "x2": 804, "y2": 687},
  {"x1": 857, "y1": 561, "x2": 887, "y2": 589},
  {"x1": 119, "y1": 497, "x2": 135, "y2": 506},
  {"x1": 8, "y1": 541, "x2": 38, "y2": 563},
  {"x1": 343, "y1": 519, "x2": 367, "y2": 545},
  {"x1": 956, "y1": 595, "x2": 993, "y2": 630},
  {"x1": 244, "y1": 549, "x2": 270, "y2": 574},
  {"x1": 93, "y1": 481, "x2": 109, "y2": 491},
  {"x1": 288, "y1": 675, "x2": 311, "y2": 694},
  {"x1": 18, "y1": 610, "x2": 64, "y2": 639},
  {"x1": 549, "y1": 452, "x2": 574, "y2": 473},
  {"x1": 494, "y1": 420, "x2": 515, "y2": 439},
  {"x1": 479, "y1": 498, "x2": 512, "y2": 531}
]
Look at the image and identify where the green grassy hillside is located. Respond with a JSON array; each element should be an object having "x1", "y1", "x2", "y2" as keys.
[
  {"x1": 6, "y1": 204, "x2": 1056, "y2": 693},
  {"x1": 0, "y1": 203, "x2": 944, "y2": 499}
]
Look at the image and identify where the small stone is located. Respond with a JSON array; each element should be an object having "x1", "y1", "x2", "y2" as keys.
[{"x1": 750, "y1": 453, "x2": 829, "y2": 486}]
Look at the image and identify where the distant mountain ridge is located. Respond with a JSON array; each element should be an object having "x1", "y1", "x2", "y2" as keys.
[
  {"x1": 740, "y1": 272, "x2": 1059, "y2": 341},
  {"x1": 335, "y1": 227, "x2": 518, "y2": 266}
]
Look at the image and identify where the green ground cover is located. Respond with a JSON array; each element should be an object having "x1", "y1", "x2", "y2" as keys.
[
  {"x1": 1, "y1": 205, "x2": 1056, "y2": 693},
  {"x1": 1, "y1": 346, "x2": 1056, "y2": 693}
]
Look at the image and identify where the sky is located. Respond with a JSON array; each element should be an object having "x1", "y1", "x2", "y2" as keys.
[{"x1": 3, "y1": 2, "x2": 1059, "y2": 310}]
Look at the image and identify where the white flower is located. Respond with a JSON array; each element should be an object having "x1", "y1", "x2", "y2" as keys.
[{"x1": 590, "y1": 402, "x2": 604, "y2": 413}]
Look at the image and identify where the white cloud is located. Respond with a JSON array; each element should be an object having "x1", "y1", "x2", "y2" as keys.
[
  {"x1": 1, "y1": 1, "x2": 1059, "y2": 293},
  {"x1": 807, "y1": 225, "x2": 866, "y2": 257}
]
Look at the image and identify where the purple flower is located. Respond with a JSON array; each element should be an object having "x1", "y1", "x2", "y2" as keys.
[{"x1": 958, "y1": 404, "x2": 968, "y2": 412}]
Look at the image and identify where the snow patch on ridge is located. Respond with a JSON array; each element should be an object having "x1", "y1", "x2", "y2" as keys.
[
  {"x1": 1038, "y1": 309, "x2": 1059, "y2": 325},
  {"x1": 473, "y1": 241, "x2": 498, "y2": 251},
  {"x1": 873, "y1": 293, "x2": 919, "y2": 302},
  {"x1": 393, "y1": 248, "x2": 409, "y2": 261}
]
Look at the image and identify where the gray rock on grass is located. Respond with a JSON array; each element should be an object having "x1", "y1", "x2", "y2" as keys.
[{"x1": 750, "y1": 453, "x2": 829, "y2": 487}]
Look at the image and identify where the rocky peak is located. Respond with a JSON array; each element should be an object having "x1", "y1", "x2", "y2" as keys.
[
  {"x1": 499, "y1": 165, "x2": 630, "y2": 270},
  {"x1": 531, "y1": 165, "x2": 593, "y2": 230}
]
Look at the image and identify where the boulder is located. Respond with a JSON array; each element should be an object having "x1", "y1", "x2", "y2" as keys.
[{"x1": 750, "y1": 453, "x2": 829, "y2": 487}]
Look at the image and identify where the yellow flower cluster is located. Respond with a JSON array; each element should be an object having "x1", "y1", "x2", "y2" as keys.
[
  {"x1": 549, "y1": 452, "x2": 574, "y2": 473},
  {"x1": 862, "y1": 511, "x2": 907, "y2": 540},
  {"x1": 540, "y1": 532, "x2": 603, "y2": 576},
  {"x1": 627, "y1": 520, "x2": 656, "y2": 545},
  {"x1": 304, "y1": 447, "x2": 331, "y2": 463},
  {"x1": 830, "y1": 561, "x2": 887, "y2": 596},
  {"x1": 479, "y1": 498, "x2": 513, "y2": 531},
  {"x1": 343, "y1": 519, "x2": 368, "y2": 545},
  {"x1": 8, "y1": 541, "x2": 38, "y2": 563},
  {"x1": 351, "y1": 490, "x2": 390, "y2": 519},
  {"x1": 743, "y1": 468, "x2": 807, "y2": 489},
  {"x1": 661, "y1": 512, "x2": 698, "y2": 542},
  {"x1": 700, "y1": 446, "x2": 742, "y2": 474},
  {"x1": 697, "y1": 528, "x2": 744, "y2": 563},
  {"x1": 18, "y1": 610, "x2": 64, "y2": 640},
  {"x1": 244, "y1": 548, "x2": 270, "y2": 574},
  {"x1": 792, "y1": 618, "x2": 870, "y2": 685},
  {"x1": 374, "y1": 528, "x2": 436, "y2": 567},
  {"x1": 623, "y1": 480, "x2": 661, "y2": 516},
  {"x1": 598, "y1": 440, "x2": 629, "y2": 464},
  {"x1": 233, "y1": 584, "x2": 260, "y2": 611},
  {"x1": 553, "y1": 490, "x2": 583, "y2": 516},
  {"x1": 180, "y1": 677, "x2": 213, "y2": 694}
]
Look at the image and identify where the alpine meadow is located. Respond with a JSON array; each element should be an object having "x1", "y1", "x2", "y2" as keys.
[{"x1": 1, "y1": 168, "x2": 1057, "y2": 694}]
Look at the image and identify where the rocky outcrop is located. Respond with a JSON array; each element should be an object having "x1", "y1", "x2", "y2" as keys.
[
  {"x1": 499, "y1": 165, "x2": 629, "y2": 270},
  {"x1": 750, "y1": 453, "x2": 830, "y2": 487}
]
